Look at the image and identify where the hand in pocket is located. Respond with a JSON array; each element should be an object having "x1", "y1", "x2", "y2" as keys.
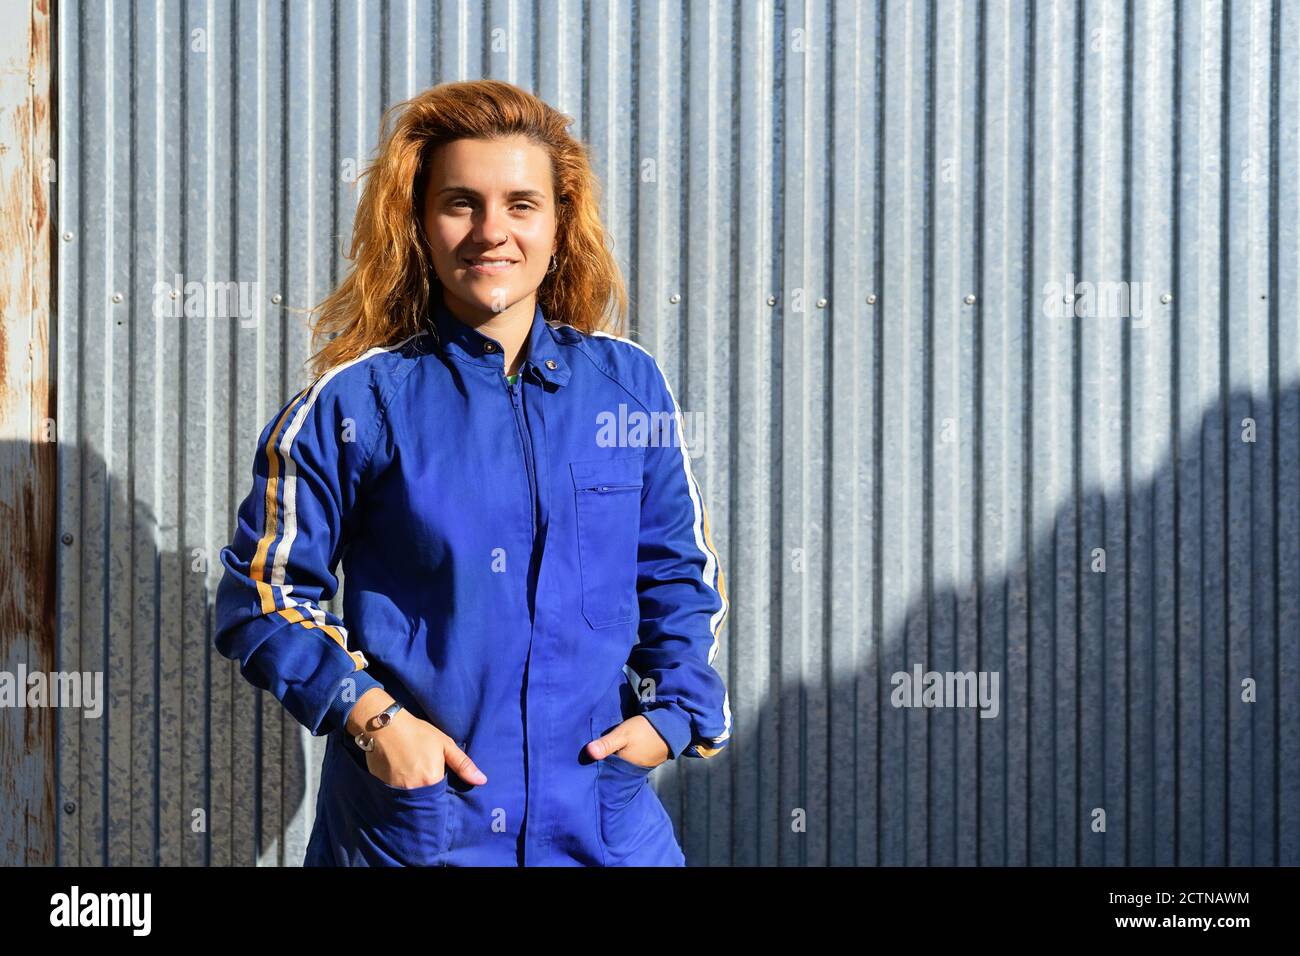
[
  {"x1": 365, "y1": 710, "x2": 488, "y2": 788},
  {"x1": 586, "y1": 714, "x2": 670, "y2": 769}
]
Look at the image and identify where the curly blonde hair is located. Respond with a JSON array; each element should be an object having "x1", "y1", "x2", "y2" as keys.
[{"x1": 305, "y1": 79, "x2": 628, "y2": 379}]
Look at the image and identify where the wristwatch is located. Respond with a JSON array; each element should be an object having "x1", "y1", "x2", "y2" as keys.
[{"x1": 354, "y1": 701, "x2": 403, "y2": 752}]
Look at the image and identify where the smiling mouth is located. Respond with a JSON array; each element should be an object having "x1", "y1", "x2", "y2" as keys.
[{"x1": 464, "y1": 257, "x2": 517, "y2": 273}]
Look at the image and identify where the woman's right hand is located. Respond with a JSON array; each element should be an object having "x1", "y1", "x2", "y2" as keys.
[{"x1": 363, "y1": 709, "x2": 488, "y2": 789}]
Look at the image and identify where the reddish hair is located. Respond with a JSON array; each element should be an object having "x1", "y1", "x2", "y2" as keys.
[{"x1": 305, "y1": 79, "x2": 628, "y2": 379}]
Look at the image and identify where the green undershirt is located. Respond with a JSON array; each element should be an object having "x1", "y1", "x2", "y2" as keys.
[{"x1": 506, "y1": 372, "x2": 519, "y2": 385}]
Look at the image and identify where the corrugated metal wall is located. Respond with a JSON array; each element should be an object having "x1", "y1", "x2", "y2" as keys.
[{"x1": 51, "y1": 0, "x2": 1299, "y2": 867}]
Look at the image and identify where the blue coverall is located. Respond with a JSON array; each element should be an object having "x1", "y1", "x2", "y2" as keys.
[{"x1": 213, "y1": 295, "x2": 731, "y2": 866}]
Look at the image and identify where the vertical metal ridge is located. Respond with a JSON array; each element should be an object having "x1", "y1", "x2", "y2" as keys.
[
  {"x1": 1215, "y1": 0, "x2": 1231, "y2": 867},
  {"x1": 1169, "y1": 0, "x2": 1184, "y2": 867},
  {"x1": 871, "y1": 0, "x2": 887, "y2": 870},
  {"x1": 1266, "y1": 0, "x2": 1283, "y2": 867},
  {"x1": 920, "y1": 0, "x2": 935, "y2": 867},
  {"x1": 1070, "y1": 0, "x2": 1084, "y2": 866},
  {"x1": 1021, "y1": 0, "x2": 1039, "y2": 865}
]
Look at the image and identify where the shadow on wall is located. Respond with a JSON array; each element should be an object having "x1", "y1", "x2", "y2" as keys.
[
  {"x1": 39, "y1": 431, "x2": 324, "y2": 867},
  {"x1": 659, "y1": 380, "x2": 1300, "y2": 867},
  {"x1": 33, "y1": 382, "x2": 1300, "y2": 867}
]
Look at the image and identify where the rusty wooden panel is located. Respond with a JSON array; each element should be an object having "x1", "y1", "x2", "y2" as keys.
[{"x1": 0, "y1": 0, "x2": 54, "y2": 867}]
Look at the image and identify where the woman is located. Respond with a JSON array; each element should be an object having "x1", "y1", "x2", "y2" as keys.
[{"x1": 213, "y1": 79, "x2": 730, "y2": 866}]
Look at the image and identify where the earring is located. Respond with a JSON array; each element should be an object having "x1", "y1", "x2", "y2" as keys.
[{"x1": 547, "y1": 253, "x2": 558, "y2": 275}]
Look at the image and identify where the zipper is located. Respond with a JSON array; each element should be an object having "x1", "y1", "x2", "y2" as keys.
[
  {"x1": 579, "y1": 482, "x2": 641, "y2": 493},
  {"x1": 506, "y1": 372, "x2": 537, "y2": 539}
]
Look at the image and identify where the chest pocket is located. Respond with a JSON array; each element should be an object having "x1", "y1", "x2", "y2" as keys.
[{"x1": 570, "y1": 456, "x2": 644, "y2": 628}]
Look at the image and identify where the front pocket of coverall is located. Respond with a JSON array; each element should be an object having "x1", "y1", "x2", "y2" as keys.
[
  {"x1": 591, "y1": 716, "x2": 661, "y2": 859},
  {"x1": 570, "y1": 457, "x2": 644, "y2": 629},
  {"x1": 332, "y1": 743, "x2": 453, "y2": 866}
]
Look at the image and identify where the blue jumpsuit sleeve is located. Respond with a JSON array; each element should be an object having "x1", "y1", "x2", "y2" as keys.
[
  {"x1": 626, "y1": 359, "x2": 732, "y2": 760},
  {"x1": 214, "y1": 372, "x2": 387, "y2": 738}
]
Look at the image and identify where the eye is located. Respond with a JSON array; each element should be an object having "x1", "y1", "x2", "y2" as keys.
[{"x1": 448, "y1": 199, "x2": 534, "y2": 212}]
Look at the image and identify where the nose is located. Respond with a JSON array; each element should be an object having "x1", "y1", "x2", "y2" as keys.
[{"x1": 471, "y1": 201, "x2": 511, "y2": 246}]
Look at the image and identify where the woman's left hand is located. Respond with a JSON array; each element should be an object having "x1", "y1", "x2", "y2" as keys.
[{"x1": 586, "y1": 715, "x2": 670, "y2": 769}]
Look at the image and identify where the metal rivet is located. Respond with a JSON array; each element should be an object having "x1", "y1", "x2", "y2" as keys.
[
  {"x1": 61, "y1": 532, "x2": 74, "y2": 545},
  {"x1": 669, "y1": 294, "x2": 680, "y2": 305},
  {"x1": 866, "y1": 294, "x2": 877, "y2": 305},
  {"x1": 767, "y1": 295, "x2": 777, "y2": 307},
  {"x1": 483, "y1": 342, "x2": 497, "y2": 352},
  {"x1": 816, "y1": 298, "x2": 828, "y2": 309},
  {"x1": 63, "y1": 801, "x2": 76, "y2": 814},
  {"x1": 62, "y1": 231, "x2": 74, "y2": 242},
  {"x1": 112, "y1": 292, "x2": 123, "y2": 303},
  {"x1": 169, "y1": 289, "x2": 179, "y2": 299},
  {"x1": 964, "y1": 293, "x2": 976, "y2": 305},
  {"x1": 1161, "y1": 292, "x2": 1173, "y2": 304},
  {"x1": 545, "y1": 359, "x2": 557, "y2": 370},
  {"x1": 271, "y1": 293, "x2": 283, "y2": 305}
]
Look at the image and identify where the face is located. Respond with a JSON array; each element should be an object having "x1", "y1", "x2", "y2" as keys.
[{"x1": 420, "y1": 135, "x2": 558, "y2": 323}]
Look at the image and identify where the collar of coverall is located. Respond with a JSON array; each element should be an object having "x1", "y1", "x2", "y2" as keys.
[{"x1": 429, "y1": 292, "x2": 573, "y2": 388}]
